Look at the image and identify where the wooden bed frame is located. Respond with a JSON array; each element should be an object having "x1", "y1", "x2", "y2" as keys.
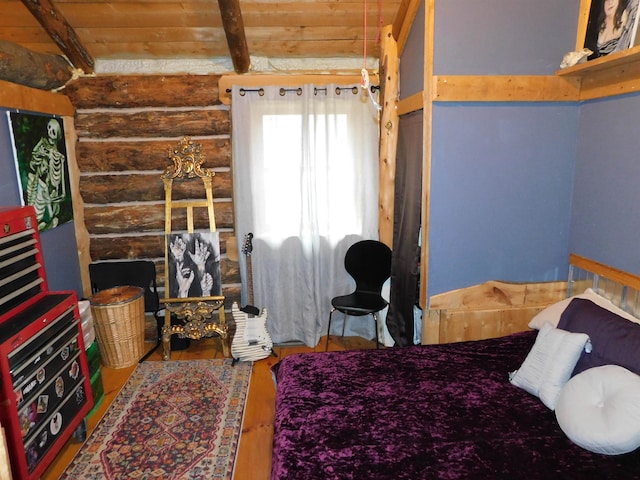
[{"x1": 423, "y1": 253, "x2": 640, "y2": 344}]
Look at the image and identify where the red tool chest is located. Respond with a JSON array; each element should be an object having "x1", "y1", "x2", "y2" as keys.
[{"x1": 0, "y1": 206, "x2": 92, "y2": 479}]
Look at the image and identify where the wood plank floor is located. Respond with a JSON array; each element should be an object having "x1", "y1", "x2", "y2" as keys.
[{"x1": 42, "y1": 335, "x2": 376, "y2": 480}]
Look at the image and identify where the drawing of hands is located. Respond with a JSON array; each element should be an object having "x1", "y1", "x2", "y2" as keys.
[
  {"x1": 188, "y1": 239, "x2": 210, "y2": 274},
  {"x1": 200, "y1": 273, "x2": 213, "y2": 296},
  {"x1": 170, "y1": 237, "x2": 187, "y2": 264},
  {"x1": 176, "y1": 266, "x2": 194, "y2": 298}
]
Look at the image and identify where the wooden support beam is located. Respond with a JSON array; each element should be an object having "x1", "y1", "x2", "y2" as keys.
[
  {"x1": 378, "y1": 25, "x2": 399, "y2": 249},
  {"x1": 578, "y1": 60, "x2": 640, "y2": 99},
  {"x1": 575, "y1": 0, "x2": 593, "y2": 51},
  {"x1": 63, "y1": 116, "x2": 92, "y2": 297},
  {"x1": 0, "y1": 79, "x2": 74, "y2": 115},
  {"x1": 217, "y1": 0, "x2": 251, "y2": 73},
  {"x1": 397, "y1": 91, "x2": 423, "y2": 115},
  {"x1": 419, "y1": 0, "x2": 435, "y2": 314},
  {"x1": 20, "y1": 0, "x2": 94, "y2": 73},
  {"x1": 392, "y1": 0, "x2": 422, "y2": 55},
  {"x1": 0, "y1": 40, "x2": 73, "y2": 90},
  {"x1": 432, "y1": 75, "x2": 581, "y2": 102}
]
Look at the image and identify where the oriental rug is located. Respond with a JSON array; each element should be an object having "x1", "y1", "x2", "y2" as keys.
[{"x1": 61, "y1": 359, "x2": 251, "y2": 480}]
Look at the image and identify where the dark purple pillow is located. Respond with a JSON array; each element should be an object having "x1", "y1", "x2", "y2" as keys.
[{"x1": 558, "y1": 298, "x2": 640, "y2": 376}]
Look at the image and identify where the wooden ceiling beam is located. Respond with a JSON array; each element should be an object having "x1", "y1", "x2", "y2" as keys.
[
  {"x1": 20, "y1": 0, "x2": 94, "y2": 73},
  {"x1": 217, "y1": 0, "x2": 250, "y2": 73},
  {"x1": 0, "y1": 39, "x2": 73, "y2": 90}
]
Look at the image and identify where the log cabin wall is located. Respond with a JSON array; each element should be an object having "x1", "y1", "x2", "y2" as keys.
[{"x1": 63, "y1": 74, "x2": 240, "y2": 308}]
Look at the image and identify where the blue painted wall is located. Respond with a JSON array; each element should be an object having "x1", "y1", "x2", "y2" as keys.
[
  {"x1": 420, "y1": 0, "x2": 582, "y2": 296},
  {"x1": 0, "y1": 110, "x2": 83, "y2": 297},
  {"x1": 434, "y1": 0, "x2": 580, "y2": 75},
  {"x1": 399, "y1": 1, "x2": 425, "y2": 99},
  {"x1": 430, "y1": 103, "x2": 577, "y2": 294},
  {"x1": 402, "y1": 0, "x2": 640, "y2": 297},
  {"x1": 570, "y1": 93, "x2": 640, "y2": 275},
  {"x1": 401, "y1": 0, "x2": 580, "y2": 97}
]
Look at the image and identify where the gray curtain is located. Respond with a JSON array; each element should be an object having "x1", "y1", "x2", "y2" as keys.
[
  {"x1": 386, "y1": 110, "x2": 423, "y2": 346},
  {"x1": 231, "y1": 84, "x2": 380, "y2": 346}
]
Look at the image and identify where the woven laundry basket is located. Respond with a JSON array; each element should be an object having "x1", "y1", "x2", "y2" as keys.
[{"x1": 90, "y1": 286, "x2": 145, "y2": 369}]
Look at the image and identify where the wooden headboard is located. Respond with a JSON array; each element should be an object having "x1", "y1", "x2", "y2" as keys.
[
  {"x1": 568, "y1": 253, "x2": 640, "y2": 319},
  {"x1": 423, "y1": 254, "x2": 640, "y2": 345}
]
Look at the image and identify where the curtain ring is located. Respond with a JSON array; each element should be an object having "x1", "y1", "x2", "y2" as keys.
[
  {"x1": 279, "y1": 88, "x2": 286, "y2": 96},
  {"x1": 296, "y1": 88, "x2": 302, "y2": 96},
  {"x1": 335, "y1": 87, "x2": 341, "y2": 95},
  {"x1": 239, "y1": 88, "x2": 246, "y2": 96},
  {"x1": 258, "y1": 88, "x2": 265, "y2": 96},
  {"x1": 351, "y1": 86, "x2": 358, "y2": 94}
]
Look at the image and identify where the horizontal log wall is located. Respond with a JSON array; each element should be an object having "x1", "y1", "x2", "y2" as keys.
[{"x1": 63, "y1": 74, "x2": 240, "y2": 308}]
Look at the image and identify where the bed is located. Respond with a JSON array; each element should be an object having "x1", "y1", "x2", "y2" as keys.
[{"x1": 270, "y1": 255, "x2": 640, "y2": 479}]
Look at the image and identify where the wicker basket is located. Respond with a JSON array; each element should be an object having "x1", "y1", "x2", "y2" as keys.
[{"x1": 90, "y1": 286, "x2": 145, "y2": 369}]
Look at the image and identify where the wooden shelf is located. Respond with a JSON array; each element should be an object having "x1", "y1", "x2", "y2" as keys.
[
  {"x1": 556, "y1": 45, "x2": 640, "y2": 77},
  {"x1": 555, "y1": 45, "x2": 640, "y2": 100}
]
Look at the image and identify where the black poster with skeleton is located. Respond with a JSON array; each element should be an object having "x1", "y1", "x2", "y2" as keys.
[{"x1": 9, "y1": 112, "x2": 73, "y2": 231}]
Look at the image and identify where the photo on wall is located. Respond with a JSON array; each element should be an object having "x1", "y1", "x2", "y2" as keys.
[
  {"x1": 584, "y1": 0, "x2": 640, "y2": 58},
  {"x1": 8, "y1": 112, "x2": 73, "y2": 232},
  {"x1": 166, "y1": 231, "x2": 222, "y2": 299}
]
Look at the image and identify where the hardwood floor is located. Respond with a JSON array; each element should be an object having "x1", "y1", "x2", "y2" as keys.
[{"x1": 42, "y1": 335, "x2": 376, "y2": 479}]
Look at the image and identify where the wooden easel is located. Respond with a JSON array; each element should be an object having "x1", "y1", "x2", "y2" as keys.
[{"x1": 161, "y1": 136, "x2": 229, "y2": 360}]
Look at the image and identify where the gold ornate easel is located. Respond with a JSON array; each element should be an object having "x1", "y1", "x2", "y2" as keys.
[{"x1": 161, "y1": 136, "x2": 229, "y2": 360}]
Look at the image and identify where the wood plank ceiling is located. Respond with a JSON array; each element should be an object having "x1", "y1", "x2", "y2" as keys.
[{"x1": 0, "y1": 0, "x2": 403, "y2": 75}]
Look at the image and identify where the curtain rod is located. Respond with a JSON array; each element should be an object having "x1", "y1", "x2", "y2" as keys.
[{"x1": 226, "y1": 85, "x2": 380, "y2": 97}]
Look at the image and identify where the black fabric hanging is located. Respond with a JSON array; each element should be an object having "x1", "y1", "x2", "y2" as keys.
[{"x1": 386, "y1": 110, "x2": 423, "y2": 347}]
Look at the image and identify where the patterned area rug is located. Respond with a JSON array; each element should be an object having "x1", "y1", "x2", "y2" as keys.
[{"x1": 61, "y1": 359, "x2": 252, "y2": 480}]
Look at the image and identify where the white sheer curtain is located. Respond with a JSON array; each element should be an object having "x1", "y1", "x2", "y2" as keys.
[{"x1": 231, "y1": 84, "x2": 379, "y2": 346}]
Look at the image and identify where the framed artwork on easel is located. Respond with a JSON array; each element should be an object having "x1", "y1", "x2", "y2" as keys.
[{"x1": 166, "y1": 231, "x2": 222, "y2": 299}]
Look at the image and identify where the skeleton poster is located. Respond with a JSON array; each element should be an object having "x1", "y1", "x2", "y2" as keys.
[
  {"x1": 167, "y1": 232, "x2": 222, "y2": 299},
  {"x1": 9, "y1": 112, "x2": 73, "y2": 231}
]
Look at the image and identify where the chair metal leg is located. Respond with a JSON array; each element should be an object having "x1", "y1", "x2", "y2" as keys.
[
  {"x1": 372, "y1": 312, "x2": 380, "y2": 349},
  {"x1": 325, "y1": 308, "x2": 336, "y2": 351},
  {"x1": 341, "y1": 312, "x2": 347, "y2": 337}
]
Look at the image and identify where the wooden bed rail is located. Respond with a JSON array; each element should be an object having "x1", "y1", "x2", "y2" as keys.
[
  {"x1": 424, "y1": 280, "x2": 566, "y2": 345},
  {"x1": 569, "y1": 253, "x2": 640, "y2": 292},
  {"x1": 423, "y1": 254, "x2": 640, "y2": 345}
]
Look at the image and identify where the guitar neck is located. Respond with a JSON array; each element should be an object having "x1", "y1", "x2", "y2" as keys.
[
  {"x1": 243, "y1": 233, "x2": 255, "y2": 307},
  {"x1": 247, "y1": 254, "x2": 254, "y2": 306}
]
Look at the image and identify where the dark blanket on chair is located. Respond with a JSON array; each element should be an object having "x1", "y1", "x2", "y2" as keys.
[{"x1": 271, "y1": 331, "x2": 640, "y2": 479}]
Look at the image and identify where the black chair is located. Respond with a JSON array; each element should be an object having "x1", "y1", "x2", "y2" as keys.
[
  {"x1": 325, "y1": 240, "x2": 392, "y2": 350},
  {"x1": 89, "y1": 260, "x2": 161, "y2": 362}
]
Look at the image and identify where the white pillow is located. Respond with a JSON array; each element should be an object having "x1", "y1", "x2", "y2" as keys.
[
  {"x1": 528, "y1": 288, "x2": 640, "y2": 330},
  {"x1": 555, "y1": 365, "x2": 640, "y2": 455},
  {"x1": 509, "y1": 323, "x2": 589, "y2": 409}
]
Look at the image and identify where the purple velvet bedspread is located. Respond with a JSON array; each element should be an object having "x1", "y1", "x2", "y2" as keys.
[{"x1": 271, "y1": 331, "x2": 640, "y2": 479}]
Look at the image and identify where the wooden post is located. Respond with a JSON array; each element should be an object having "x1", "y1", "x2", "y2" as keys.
[
  {"x1": 63, "y1": 116, "x2": 93, "y2": 297},
  {"x1": 378, "y1": 25, "x2": 399, "y2": 248},
  {"x1": 420, "y1": 0, "x2": 435, "y2": 317}
]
